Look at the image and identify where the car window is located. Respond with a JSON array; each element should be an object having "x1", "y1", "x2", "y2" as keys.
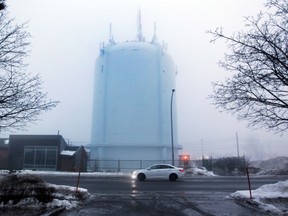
[
  {"x1": 160, "y1": 165, "x2": 174, "y2": 169},
  {"x1": 150, "y1": 165, "x2": 160, "y2": 169}
]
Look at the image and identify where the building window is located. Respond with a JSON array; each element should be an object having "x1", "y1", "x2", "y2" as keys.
[{"x1": 23, "y1": 146, "x2": 58, "y2": 170}]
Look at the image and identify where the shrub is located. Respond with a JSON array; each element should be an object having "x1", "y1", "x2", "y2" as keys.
[
  {"x1": 0, "y1": 174, "x2": 56, "y2": 204},
  {"x1": 213, "y1": 156, "x2": 249, "y2": 175}
]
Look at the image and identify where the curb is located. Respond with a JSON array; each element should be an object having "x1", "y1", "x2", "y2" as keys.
[
  {"x1": 231, "y1": 196, "x2": 285, "y2": 216},
  {"x1": 41, "y1": 207, "x2": 66, "y2": 216}
]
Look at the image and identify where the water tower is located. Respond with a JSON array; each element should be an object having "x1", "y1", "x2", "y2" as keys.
[{"x1": 89, "y1": 13, "x2": 181, "y2": 171}]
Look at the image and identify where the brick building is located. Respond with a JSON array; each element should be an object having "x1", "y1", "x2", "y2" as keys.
[{"x1": 0, "y1": 135, "x2": 88, "y2": 172}]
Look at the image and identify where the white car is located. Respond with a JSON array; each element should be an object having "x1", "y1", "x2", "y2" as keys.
[{"x1": 132, "y1": 164, "x2": 185, "y2": 181}]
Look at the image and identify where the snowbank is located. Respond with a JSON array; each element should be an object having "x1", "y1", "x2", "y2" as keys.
[
  {"x1": 0, "y1": 169, "x2": 128, "y2": 177},
  {"x1": 0, "y1": 173, "x2": 91, "y2": 214},
  {"x1": 45, "y1": 183, "x2": 90, "y2": 210},
  {"x1": 185, "y1": 167, "x2": 216, "y2": 176},
  {"x1": 230, "y1": 180, "x2": 288, "y2": 215},
  {"x1": 251, "y1": 156, "x2": 288, "y2": 175}
]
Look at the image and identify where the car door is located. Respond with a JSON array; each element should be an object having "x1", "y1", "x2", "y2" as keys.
[
  {"x1": 146, "y1": 165, "x2": 162, "y2": 179},
  {"x1": 159, "y1": 165, "x2": 173, "y2": 178}
]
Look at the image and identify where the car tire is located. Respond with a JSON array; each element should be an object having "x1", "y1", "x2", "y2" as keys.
[
  {"x1": 169, "y1": 173, "x2": 178, "y2": 181},
  {"x1": 137, "y1": 173, "x2": 146, "y2": 181}
]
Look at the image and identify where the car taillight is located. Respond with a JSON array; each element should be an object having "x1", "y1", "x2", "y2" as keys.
[{"x1": 179, "y1": 169, "x2": 184, "y2": 172}]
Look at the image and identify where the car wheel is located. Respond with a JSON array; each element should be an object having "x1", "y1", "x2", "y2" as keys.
[
  {"x1": 137, "y1": 173, "x2": 146, "y2": 181},
  {"x1": 169, "y1": 173, "x2": 178, "y2": 181}
]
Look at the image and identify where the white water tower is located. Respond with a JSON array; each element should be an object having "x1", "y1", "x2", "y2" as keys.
[{"x1": 90, "y1": 14, "x2": 181, "y2": 170}]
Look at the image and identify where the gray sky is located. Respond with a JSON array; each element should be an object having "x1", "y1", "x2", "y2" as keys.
[{"x1": 5, "y1": 0, "x2": 287, "y2": 160}]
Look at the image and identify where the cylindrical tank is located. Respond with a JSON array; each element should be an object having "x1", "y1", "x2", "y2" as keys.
[{"x1": 90, "y1": 40, "x2": 179, "y2": 161}]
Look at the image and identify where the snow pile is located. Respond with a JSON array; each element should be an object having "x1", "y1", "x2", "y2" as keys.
[
  {"x1": 251, "y1": 156, "x2": 288, "y2": 175},
  {"x1": 0, "y1": 169, "x2": 128, "y2": 177},
  {"x1": 45, "y1": 184, "x2": 89, "y2": 210},
  {"x1": 185, "y1": 167, "x2": 216, "y2": 176},
  {"x1": 0, "y1": 173, "x2": 90, "y2": 213},
  {"x1": 231, "y1": 180, "x2": 288, "y2": 215},
  {"x1": 28, "y1": 170, "x2": 127, "y2": 177}
]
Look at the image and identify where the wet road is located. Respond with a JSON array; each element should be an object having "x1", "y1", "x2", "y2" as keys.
[
  {"x1": 41, "y1": 175, "x2": 287, "y2": 194},
  {"x1": 58, "y1": 192, "x2": 264, "y2": 216},
  {"x1": 40, "y1": 175, "x2": 287, "y2": 216}
]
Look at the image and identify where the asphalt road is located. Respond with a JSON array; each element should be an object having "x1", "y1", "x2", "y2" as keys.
[
  {"x1": 39, "y1": 175, "x2": 287, "y2": 216},
  {"x1": 41, "y1": 174, "x2": 287, "y2": 194}
]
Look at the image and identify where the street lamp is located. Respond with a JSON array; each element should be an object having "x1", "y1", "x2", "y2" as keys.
[{"x1": 170, "y1": 89, "x2": 175, "y2": 165}]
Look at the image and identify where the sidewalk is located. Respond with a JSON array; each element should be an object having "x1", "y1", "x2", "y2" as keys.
[{"x1": 58, "y1": 192, "x2": 264, "y2": 216}]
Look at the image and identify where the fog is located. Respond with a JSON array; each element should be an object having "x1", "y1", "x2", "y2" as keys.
[{"x1": 4, "y1": 0, "x2": 287, "y2": 160}]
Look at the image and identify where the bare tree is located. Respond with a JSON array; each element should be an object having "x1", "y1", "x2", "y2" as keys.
[
  {"x1": 0, "y1": 0, "x2": 5, "y2": 11},
  {"x1": 208, "y1": 0, "x2": 288, "y2": 133},
  {"x1": 0, "y1": 10, "x2": 59, "y2": 131}
]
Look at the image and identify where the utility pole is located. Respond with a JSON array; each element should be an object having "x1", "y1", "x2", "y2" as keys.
[
  {"x1": 236, "y1": 132, "x2": 240, "y2": 158},
  {"x1": 201, "y1": 139, "x2": 204, "y2": 167}
]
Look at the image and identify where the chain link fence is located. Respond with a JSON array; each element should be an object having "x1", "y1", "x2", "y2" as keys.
[
  {"x1": 87, "y1": 156, "x2": 246, "y2": 174},
  {"x1": 87, "y1": 159, "x2": 201, "y2": 172}
]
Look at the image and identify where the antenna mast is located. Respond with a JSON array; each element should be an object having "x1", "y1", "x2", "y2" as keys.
[
  {"x1": 152, "y1": 22, "x2": 157, "y2": 43},
  {"x1": 109, "y1": 23, "x2": 115, "y2": 44},
  {"x1": 137, "y1": 9, "x2": 144, "y2": 41}
]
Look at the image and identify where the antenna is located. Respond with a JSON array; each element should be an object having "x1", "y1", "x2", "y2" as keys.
[
  {"x1": 152, "y1": 22, "x2": 157, "y2": 43},
  {"x1": 109, "y1": 23, "x2": 112, "y2": 39},
  {"x1": 137, "y1": 9, "x2": 144, "y2": 41},
  {"x1": 109, "y1": 23, "x2": 115, "y2": 44}
]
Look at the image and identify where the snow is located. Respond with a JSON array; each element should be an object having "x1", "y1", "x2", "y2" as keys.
[
  {"x1": 60, "y1": 150, "x2": 76, "y2": 156},
  {"x1": 0, "y1": 163, "x2": 287, "y2": 215},
  {"x1": 0, "y1": 171, "x2": 91, "y2": 213},
  {"x1": 230, "y1": 180, "x2": 288, "y2": 215},
  {"x1": 0, "y1": 170, "x2": 128, "y2": 214},
  {"x1": 185, "y1": 167, "x2": 216, "y2": 176},
  {"x1": 251, "y1": 156, "x2": 288, "y2": 175},
  {"x1": 17, "y1": 169, "x2": 128, "y2": 177},
  {"x1": 45, "y1": 184, "x2": 83, "y2": 210}
]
